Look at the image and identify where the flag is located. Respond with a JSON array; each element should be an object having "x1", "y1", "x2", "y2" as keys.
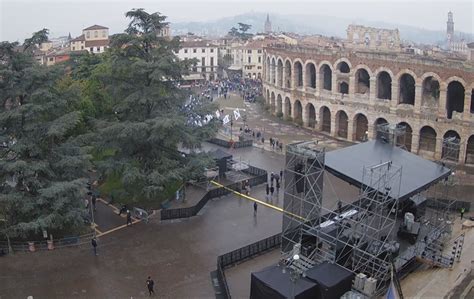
[
  {"x1": 386, "y1": 266, "x2": 401, "y2": 299},
  {"x1": 233, "y1": 108, "x2": 241, "y2": 120},
  {"x1": 385, "y1": 280, "x2": 401, "y2": 299},
  {"x1": 223, "y1": 114, "x2": 230, "y2": 125}
]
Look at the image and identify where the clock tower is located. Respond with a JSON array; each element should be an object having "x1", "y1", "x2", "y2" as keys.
[{"x1": 446, "y1": 11, "x2": 454, "y2": 42}]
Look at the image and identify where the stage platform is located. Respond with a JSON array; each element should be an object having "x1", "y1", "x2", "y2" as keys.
[{"x1": 325, "y1": 140, "x2": 451, "y2": 201}]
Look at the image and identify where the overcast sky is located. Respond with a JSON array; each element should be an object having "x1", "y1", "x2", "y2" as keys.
[{"x1": 1, "y1": 0, "x2": 472, "y2": 42}]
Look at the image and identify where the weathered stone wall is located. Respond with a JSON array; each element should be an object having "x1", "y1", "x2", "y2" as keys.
[{"x1": 262, "y1": 45, "x2": 474, "y2": 165}]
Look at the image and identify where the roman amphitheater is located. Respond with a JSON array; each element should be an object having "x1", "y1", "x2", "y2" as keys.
[{"x1": 262, "y1": 27, "x2": 474, "y2": 165}]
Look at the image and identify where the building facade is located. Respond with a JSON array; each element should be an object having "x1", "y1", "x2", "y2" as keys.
[
  {"x1": 71, "y1": 24, "x2": 109, "y2": 54},
  {"x1": 176, "y1": 40, "x2": 219, "y2": 81},
  {"x1": 263, "y1": 44, "x2": 474, "y2": 165}
]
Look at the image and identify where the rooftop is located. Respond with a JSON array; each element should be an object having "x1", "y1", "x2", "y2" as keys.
[
  {"x1": 83, "y1": 24, "x2": 109, "y2": 30},
  {"x1": 324, "y1": 139, "x2": 451, "y2": 201}
]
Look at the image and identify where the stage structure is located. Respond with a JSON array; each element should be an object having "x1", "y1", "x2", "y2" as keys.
[{"x1": 274, "y1": 124, "x2": 462, "y2": 297}]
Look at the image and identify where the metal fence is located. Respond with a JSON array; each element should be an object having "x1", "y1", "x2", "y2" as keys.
[
  {"x1": 161, "y1": 165, "x2": 267, "y2": 220},
  {"x1": 208, "y1": 137, "x2": 253, "y2": 149},
  {"x1": 425, "y1": 198, "x2": 471, "y2": 212},
  {"x1": 0, "y1": 232, "x2": 95, "y2": 254},
  {"x1": 215, "y1": 233, "x2": 282, "y2": 299}
]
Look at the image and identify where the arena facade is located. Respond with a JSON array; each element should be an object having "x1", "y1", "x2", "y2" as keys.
[{"x1": 262, "y1": 44, "x2": 474, "y2": 165}]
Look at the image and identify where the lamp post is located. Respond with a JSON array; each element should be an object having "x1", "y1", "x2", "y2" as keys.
[{"x1": 0, "y1": 218, "x2": 13, "y2": 255}]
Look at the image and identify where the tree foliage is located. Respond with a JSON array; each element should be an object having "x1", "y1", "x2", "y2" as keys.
[
  {"x1": 92, "y1": 9, "x2": 218, "y2": 201},
  {"x1": 228, "y1": 23, "x2": 253, "y2": 40},
  {"x1": 0, "y1": 31, "x2": 90, "y2": 239}
]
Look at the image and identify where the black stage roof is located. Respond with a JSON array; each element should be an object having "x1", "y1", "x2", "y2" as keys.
[{"x1": 325, "y1": 140, "x2": 451, "y2": 201}]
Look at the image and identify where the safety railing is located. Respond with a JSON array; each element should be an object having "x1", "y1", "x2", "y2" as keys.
[
  {"x1": 208, "y1": 137, "x2": 253, "y2": 149},
  {"x1": 161, "y1": 165, "x2": 267, "y2": 221},
  {"x1": 0, "y1": 232, "x2": 95, "y2": 254},
  {"x1": 215, "y1": 233, "x2": 281, "y2": 298}
]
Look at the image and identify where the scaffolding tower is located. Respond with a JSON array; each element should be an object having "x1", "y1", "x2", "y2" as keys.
[{"x1": 280, "y1": 139, "x2": 404, "y2": 294}]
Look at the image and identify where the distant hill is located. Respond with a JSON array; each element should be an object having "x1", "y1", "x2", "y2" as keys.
[{"x1": 171, "y1": 12, "x2": 473, "y2": 45}]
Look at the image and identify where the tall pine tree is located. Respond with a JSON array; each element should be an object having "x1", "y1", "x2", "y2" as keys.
[
  {"x1": 94, "y1": 9, "x2": 218, "y2": 201},
  {"x1": 0, "y1": 33, "x2": 90, "y2": 239}
]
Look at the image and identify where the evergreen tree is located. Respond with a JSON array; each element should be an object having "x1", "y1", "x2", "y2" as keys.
[
  {"x1": 0, "y1": 33, "x2": 90, "y2": 239},
  {"x1": 94, "y1": 9, "x2": 218, "y2": 201}
]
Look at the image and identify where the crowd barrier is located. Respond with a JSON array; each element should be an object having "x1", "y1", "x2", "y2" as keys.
[
  {"x1": 161, "y1": 165, "x2": 267, "y2": 220},
  {"x1": 208, "y1": 137, "x2": 253, "y2": 149},
  {"x1": 215, "y1": 233, "x2": 281, "y2": 298}
]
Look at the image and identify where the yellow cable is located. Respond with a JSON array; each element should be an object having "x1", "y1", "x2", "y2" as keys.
[{"x1": 210, "y1": 180, "x2": 306, "y2": 221}]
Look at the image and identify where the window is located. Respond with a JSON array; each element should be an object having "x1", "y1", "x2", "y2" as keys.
[
  {"x1": 193, "y1": 48, "x2": 197, "y2": 53},
  {"x1": 201, "y1": 67, "x2": 206, "y2": 73},
  {"x1": 257, "y1": 66, "x2": 262, "y2": 69},
  {"x1": 97, "y1": 47, "x2": 101, "y2": 52},
  {"x1": 210, "y1": 57, "x2": 214, "y2": 66},
  {"x1": 247, "y1": 50, "x2": 252, "y2": 54},
  {"x1": 210, "y1": 49, "x2": 214, "y2": 53},
  {"x1": 202, "y1": 48, "x2": 205, "y2": 53},
  {"x1": 86, "y1": 32, "x2": 90, "y2": 38},
  {"x1": 81, "y1": 46, "x2": 84, "y2": 50},
  {"x1": 248, "y1": 57, "x2": 251, "y2": 63},
  {"x1": 258, "y1": 49, "x2": 262, "y2": 53},
  {"x1": 49, "y1": 57, "x2": 54, "y2": 62},
  {"x1": 184, "y1": 49, "x2": 188, "y2": 53},
  {"x1": 90, "y1": 47, "x2": 93, "y2": 52},
  {"x1": 72, "y1": 46, "x2": 75, "y2": 51},
  {"x1": 192, "y1": 62, "x2": 197, "y2": 72},
  {"x1": 94, "y1": 31, "x2": 98, "y2": 38},
  {"x1": 102, "y1": 30, "x2": 106, "y2": 37},
  {"x1": 201, "y1": 57, "x2": 205, "y2": 66},
  {"x1": 210, "y1": 67, "x2": 214, "y2": 72},
  {"x1": 258, "y1": 56, "x2": 261, "y2": 63}
]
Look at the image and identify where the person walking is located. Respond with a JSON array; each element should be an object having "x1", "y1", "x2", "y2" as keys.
[
  {"x1": 280, "y1": 169, "x2": 283, "y2": 181},
  {"x1": 118, "y1": 204, "x2": 127, "y2": 216},
  {"x1": 460, "y1": 207, "x2": 465, "y2": 220},
  {"x1": 126, "y1": 210, "x2": 132, "y2": 226},
  {"x1": 91, "y1": 194, "x2": 97, "y2": 211},
  {"x1": 253, "y1": 201, "x2": 258, "y2": 215},
  {"x1": 146, "y1": 276, "x2": 155, "y2": 296},
  {"x1": 91, "y1": 237, "x2": 98, "y2": 256},
  {"x1": 266, "y1": 184, "x2": 270, "y2": 200},
  {"x1": 270, "y1": 185, "x2": 275, "y2": 199}
]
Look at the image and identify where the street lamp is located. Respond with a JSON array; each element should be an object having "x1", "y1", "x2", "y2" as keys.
[{"x1": 0, "y1": 218, "x2": 13, "y2": 255}]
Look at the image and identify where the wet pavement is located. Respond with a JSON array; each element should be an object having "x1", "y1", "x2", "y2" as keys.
[{"x1": 3, "y1": 93, "x2": 468, "y2": 299}]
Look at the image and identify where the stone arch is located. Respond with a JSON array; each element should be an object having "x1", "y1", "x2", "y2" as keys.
[
  {"x1": 339, "y1": 81, "x2": 349, "y2": 94},
  {"x1": 271, "y1": 57, "x2": 276, "y2": 84},
  {"x1": 442, "y1": 130, "x2": 461, "y2": 161},
  {"x1": 376, "y1": 70, "x2": 393, "y2": 100},
  {"x1": 397, "y1": 122, "x2": 413, "y2": 151},
  {"x1": 419, "y1": 126, "x2": 437, "y2": 154},
  {"x1": 266, "y1": 57, "x2": 271, "y2": 82},
  {"x1": 338, "y1": 62, "x2": 350, "y2": 74},
  {"x1": 470, "y1": 85, "x2": 474, "y2": 114},
  {"x1": 294, "y1": 60, "x2": 303, "y2": 88},
  {"x1": 284, "y1": 97, "x2": 292, "y2": 119},
  {"x1": 277, "y1": 58, "x2": 284, "y2": 87},
  {"x1": 305, "y1": 103, "x2": 316, "y2": 128},
  {"x1": 270, "y1": 92, "x2": 276, "y2": 114},
  {"x1": 319, "y1": 63, "x2": 333, "y2": 91},
  {"x1": 294, "y1": 99, "x2": 303, "y2": 122},
  {"x1": 284, "y1": 59, "x2": 292, "y2": 88},
  {"x1": 421, "y1": 75, "x2": 440, "y2": 108},
  {"x1": 335, "y1": 58, "x2": 351, "y2": 74},
  {"x1": 335, "y1": 110, "x2": 349, "y2": 139},
  {"x1": 446, "y1": 80, "x2": 465, "y2": 119},
  {"x1": 466, "y1": 135, "x2": 474, "y2": 164},
  {"x1": 305, "y1": 61, "x2": 317, "y2": 89},
  {"x1": 354, "y1": 113, "x2": 369, "y2": 141},
  {"x1": 277, "y1": 94, "x2": 283, "y2": 115},
  {"x1": 398, "y1": 73, "x2": 416, "y2": 105},
  {"x1": 373, "y1": 118, "x2": 388, "y2": 135},
  {"x1": 354, "y1": 67, "x2": 371, "y2": 95},
  {"x1": 266, "y1": 89, "x2": 270, "y2": 105},
  {"x1": 320, "y1": 106, "x2": 331, "y2": 133}
]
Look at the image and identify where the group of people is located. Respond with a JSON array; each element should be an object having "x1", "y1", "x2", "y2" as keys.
[{"x1": 265, "y1": 171, "x2": 282, "y2": 201}]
